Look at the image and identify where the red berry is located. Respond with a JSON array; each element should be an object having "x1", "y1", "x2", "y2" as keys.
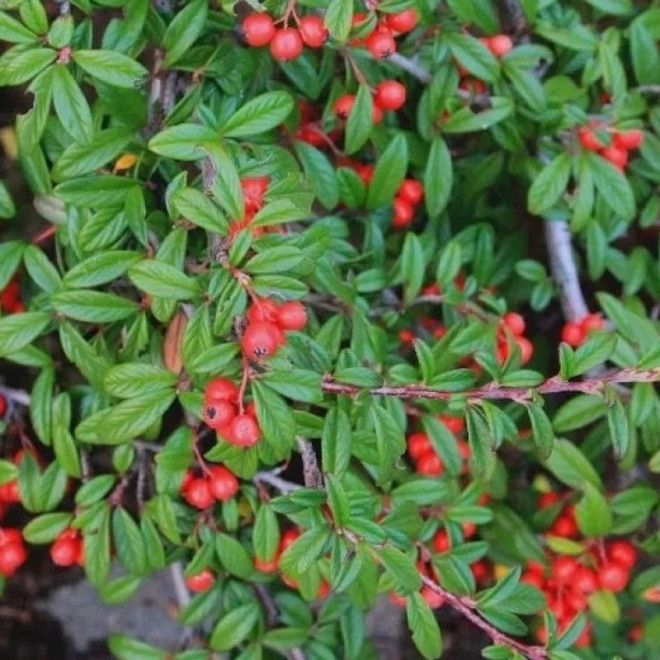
[
  {"x1": 578, "y1": 127, "x2": 605, "y2": 151},
  {"x1": 538, "y1": 491, "x2": 560, "y2": 508},
  {"x1": 471, "y1": 560, "x2": 490, "y2": 583},
  {"x1": 608, "y1": 540, "x2": 637, "y2": 569},
  {"x1": 366, "y1": 28, "x2": 396, "y2": 58},
  {"x1": 182, "y1": 478, "x2": 215, "y2": 510},
  {"x1": 521, "y1": 570, "x2": 544, "y2": 589},
  {"x1": 254, "y1": 556, "x2": 279, "y2": 573},
  {"x1": 462, "y1": 521, "x2": 476, "y2": 539},
  {"x1": 515, "y1": 336, "x2": 534, "y2": 364},
  {"x1": 580, "y1": 313, "x2": 604, "y2": 333},
  {"x1": 389, "y1": 592, "x2": 407, "y2": 607},
  {"x1": 0, "y1": 480, "x2": 20, "y2": 503},
  {"x1": 392, "y1": 196, "x2": 414, "y2": 228},
  {"x1": 0, "y1": 395, "x2": 6, "y2": 417},
  {"x1": 208, "y1": 465, "x2": 240, "y2": 501},
  {"x1": 501, "y1": 312, "x2": 525, "y2": 336},
  {"x1": 333, "y1": 94, "x2": 355, "y2": 120},
  {"x1": 0, "y1": 540, "x2": 27, "y2": 577},
  {"x1": 373, "y1": 80, "x2": 406, "y2": 111},
  {"x1": 421, "y1": 585, "x2": 445, "y2": 608},
  {"x1": 279, "y1": 528, "x2": 302, "y2": 552},
  {"x1": 561, "y1": 321, "x2": 585, "y2": 347},
  {"x1": 270, "y1": 28, "x2": 304, "y2": 61},
  {"x1": 438, "y1": 414, "x2": 464, "y2": 434},
  {"x1": 550, "y1": 514, "x2": 579, "y2": 538},
  {"x1": 317, "y1": 580, "x2": 330, "y2": 598},
  {"x1": 552, "y1": 556, "x2": 578, "y2": 582},
  {"x1": 416, "y1": 450, "x2": 444, "y2": 476},
  {"x1": 486, "y1": 34, "x2": 513, "y2": 57},
  {"x1": 227, "y1": 414, "x2": 261, "y2": 447},
  {"x1": 185, "y1": 568, "x2": 215, "y2": 592},
  {"x1": 298, "y1": 15, "x2": 328, "y2": 49},
  {"x1": 385, "y1": 9, "x2": 418, "y2": 34},
  {"x1": 601, "y1": 145, "x2": 628, "y2": 170},
  {"x1": 612, "y1": 129, "x2": 644, "y2": 150},
  {"x1": 247, "y1": 298, "x2": 280, "y2": 324},
  {"x1": 241, "y1": 176, "x2": 269, "y2": 211},
  {"x1": 574, "y1": 566, "x2": 598, "y2": 594},
  {"x1": 241, "y1": 321, "x2": 283, "y2": 359},
  {"x1": 277, "y1": 301, "x2": 307, "y2": 331},
  {"x1": 242, "y1": 13, "x2": 276, "y2": 47},
  {"x1": 397, "y1": 179, "x2": 424, "y2": 205},
  {"x1": 50, "y1": 531, "x2": 82, "y2": 567},
  {"x1": 205, "y1": 377, "x2": 238, "y2": 404},
  {"x1": 432, "y1": 529, "x2": 451, "y2": 553},
  {"x1": 203, "y1": 401, "x2": 237, "y2": 430},
  {"x1": 407, "y1": 432, "x2": 432, "y2": 459},
  {"x1": 599, "y1": 561, "x2": 629, "y2": 592}
]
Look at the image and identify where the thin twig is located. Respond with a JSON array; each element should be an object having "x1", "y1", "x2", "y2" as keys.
[
  {"x1": 420, "y1": 575, "x2": 547, "y2": 660},
  {"x1": 296, "y1": 437, "x2": 323, "y2": 489},
  {"x1": 0, "y1": 386, "x2": 31, "y2": 406},
  {"x1": 254, "y1": 471, "x2": 302, "y2": 493},
  {"x1": 321, "y1": 368, "x2": 660, "y2": 403}
]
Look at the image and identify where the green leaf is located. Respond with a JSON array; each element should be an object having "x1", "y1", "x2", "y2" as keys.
[
  {"x1": 321, "y1": 408, "x2": 352, "y2": 479},
  {"x1": 553, "y1": 394, "x2": 605, "y2": 433},
  {"x1": 575, "y1": 482, "x2": 613, "y2": 538},
  {"x1": 244, "y1": 246, "x2": 305, "y2": 275},
  {"x1": 528, "y1": 153, "x2": 571, "y2": 216},
  {"x1": 51, "y1": 290, "x2": 138, "y2": 322},
  {"x1": 0, "y1": 241, "x2": 25, "y2": 288},
  {"x1": 446, "y1": 33, "x2": 499, "y2": 83},
  {"x1": 294, "y1": 139, "x2": 339, "y2": 210},
  {"x1": 376, "y1": 545, "x2": 422, "y2": 592},
  {"x1": 54, "y1": 175, "x2": 140, "y2": 207},
  {"x1": 51, "y1": 63, "x2": 93, "y2": 142},
  {"x1": 252, "y1": 381, "x2": 296, "y2": 457},
  {"x1": 371, "y1": 404, "x2": 405, "y2": 485},
  {"x1": 209, "y1": 603, "x2": 261, "y2": 651},
  {"x1": 0, "y1": 46, "x2": 55, "y2": 86},
  {"x1": 424, "y1": 136, "x2": 454, "y2": 217},
  {"x1": 22, "y1": 512, "x2": 72, "y2": 544},
  {"x1": 588, "y1": 589, "x2": 620, "y2": 623},
  {"x1": 442, "y1": 97, "x2": 514, "y2": 133},
  {"x1": 108, "y1": 634, "x2": 167, "y2": 660},
  {"x1": 112, "y1": 507, "x2": 147, "y2": 575},
  {"x1": 104, "y1": 363, "x2": 177, "y2": 399},
  {"x1": 129, "y1": 260, "x2": 201, "y2": 300},
  {"x1": 162, "y1": 0, "x2": 208, "y2": 67},
  {"x1": 148, "y1": 124, "x2": 219, "y2": 161},
  {"x1": 23, "y1": 244, "x2": 62, "y2": 293},
  {"x1": 366, "y1": 134, "x2": 408, "y2": 209},
  {"x1": 219, "y1": 91, "x2": 294, "y2": 138},
  {"x1": 63, "y1": 251, "x2": 142, "y2": 288},
  {"x1": 253, "y1": 504, "x2": 280, "y2": 561},
  {"x1": 526, "y1": 403, "x2": 555, "y2": 460},
  {"x1": 587, "y1": 151, "x2": 635, "y2": 221},
  {"x1": 326, "y1": 474, "x2": 351, "y2": 526},
  {"x1": 466, "y1": 406, "x2": 496, "y2": 481},
  {"x1": 544, "y1": 439, "x2": 603, "y2": 491},
  {"x1": 0, "y1": 180, "x2": 16, "y2": 218},
  {"x1": 259, "y1": 369, "x2": 321, "y2": 403},
  {"x1": 345, "y1": 85, "x2": 373, "y2": 154},
  {"x1": 0, "y1": 312, "x2": 50, "y2": 357},
  {"x1": 171, "y1": 187, "x2": 228, "y2": 233},
  {"x1": 324, "y1": 0, "x2": 352, "y2": 43},
  {"x1": 215, "y1": 533, "x2": 254, "y2": 578},
  {"x1": 0, "y1": 12, "x2": 39, "y2": 44},
  {"x1": 73, "y1": 49, "x2": 148, "y2": 88},
  {"x1": 204, "y1": 144, "x2": 244, "y2": 221},
  {"x1": 606, "y1": 395, "x2": 629, "y2": 460},
  {"x1": 406, "y1": 593, "x2": 443, "y2": 660},
  {"x1": 585, "y1": 0, "x2": 632, "y2": 16}
]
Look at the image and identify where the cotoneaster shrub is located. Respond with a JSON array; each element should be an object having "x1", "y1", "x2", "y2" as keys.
[{"x1": 1, "y1": 0, "x2": 660, "y2": 658}]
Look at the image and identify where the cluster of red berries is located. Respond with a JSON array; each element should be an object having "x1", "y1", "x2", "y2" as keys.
[
  {"x1": 180, "y1": 464, "x2": 240, "y2": 510},
  {"x1": 455, "y1": 34, "x2": 513, "y2": 97},
  {"x1": 560, "y1": 313, "x2": 605, "y2": 347},
  {"x1": 333, "y1": 78, "x2": 407, "y2": 124},
  {"x1": 202, "y1": 377, "x2": 261, "y2": 448},
  {"x1": 351, "y1": 9, "x2": 418, "y2": 59},
  {"x1": 241, "y1": 297, "x2": 307, "y2": 360},
  {"x1": 539, "y1": 491, "x2": 580, "y2": 538},
  {"x1": 406, "y1": 415, "x2": 469, "y2": 476},
  {"x1": 391, "y1": 178, "x2": 424, "y2": 229},
  {"x1": 524, "y1": 539, "x2": 637, "y2": 647},
  {"x1": 50, "y1": 528, "x2": 84, "y2": 567},
  {"x1": 293, "y1": 99, "x2": 339, "y2": 148},
  {"x1": 229, "y1": 176, "x2": 271, "y2": 237},
  {"x1": 496, "y1": 312, "x2": 533, "y2": 365},
  {"x1": 242, "y1": 12, "x2": 328, "y2": 61},
  {"x1": 0, "y1": 527, "x2": 27, "y2": 577},
  {"x1": 578, "y1": 122, "x2": 644, "y2": 170},
  {"x1": 0, "y1": 276, "x2": 23, "y2": 314}
]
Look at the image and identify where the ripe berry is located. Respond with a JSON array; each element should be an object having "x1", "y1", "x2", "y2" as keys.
[
  {"x1": 277, "y1": 301, "x2": 307, "y2": 331},
  {"x1": 538, "y1": 491, "x2": 560, "y2": 508},
  {"x1": 432, "y1": 529, "x2": 451, "y2": 553},
  {"x1": 241, "y1": 176, "x2": 269, "y2": 211},
  {"x1": 333, "y1": 94, "x2": 355, "y2": 120},
  {"x1": 0, "y1": 540, "x2": 27, "y2": 577},
  {"x1": 241, "y1": 321, "x2": 283, "y2": 359},
  {"x1": 608, "y1": 540, "x2": 637, "y2": 568},
  {"x1": 227, "y1": 414, "x2": 261, "y2": 447},
  {"x1": 392, "y1": 196, "x2": 414, "y2": 228},
  {"x1": 486, "y1": 34, "x2": 513, "y2": 57},
  {"x1": 389, "y1": 592, "x2": 407, "y2": 607},
  {"x1": 385, "y1": 9, "x2": 418, "y2": 34},
  {"x1": 50, "y1": 530, "x2": 82, "y2": 567},
  {"x1": 397, "y1": 179, "x2": 424, "y2": 205},
  {"x1": 366, "y1": 28, "x2": 396, "y2": 58},
  {"x1": 317, "y1": 580, "x2": 330, "y2": 598},
  {"x1": 416, "y1": 451, "x2": 443, "y2": 476},
  {"x1": 298, "y1": 15, "x2": 328, "y2": 49},
  {"x1": 407, "y1": 432, "x2": 432, "y2": 459},
  {"x1": 279, "y1": 528, "x2": 302, "y2": 552},
  {"x1": 581, "y1": 313, "x2": 605, "y2": 333},
  {"x1": 599, "y1": 561, "x2": 629, "y2": 592},
  {"x1": 561, "y1": 321, "x2": 585, "y2": 347},
  {"x1": 574, "y1": 566, "x2": 598, "y2": 594},
  {"x1": 578, "y1": 127, "x2": 605, "y2": 151},
  {"x1": 203, "y1": 401, "x2": 236, "y2": 430},
  {"x1": 501, "y1": 312, "x2": 525, "y2": 336},
  {"x1": 254, "y1": 556, "x2": 279, "y2": 573},
  {"x1": 247, "y1": 298, "x2": 280, "y2": 324},
  {"x1": 182, "y1": 478, "x2": 215, "y2": 510},
  {"x1": 550, "y1": 513, "x2": 578, "y2": 538},
  {"x1": 612, "y1": 129, "x2": 644, "y2": 150},
  {"x1": 242, "y1": 13, "x2": 276, "y2": 47},
  {"x1": 185, "y1": 568, "x2": 215, "y2": 592},
  {"x1": 515, "y1": 336, "x2": 533, "y2": 363},
  {"x1": 208, "y1": 465, "x2": 240, "y2": 501},
  {"x1": 601, "y1": 145, "x2": 628, "y2": 170},
  {"x1": 421, "y1": 585, "x2": 445, "y2": 608},
  {"x1": 0, "y1": 480, "x2": 20, "y2": 503},
  {"x1": 205, "y1": 377, "x2": 239, "y2": 404},
  {"x1": 552, "y1": 556, "x2": 578, "y2": 582},
  {"x1": 270, "y1": 27, "x2": 304, "y2": 61},
  {"x1": 0, "y1": 395, "x2": 6, "y2": 417},
  {"x1": 373, "y1": 80, "x2": 406, "y2": 111}
]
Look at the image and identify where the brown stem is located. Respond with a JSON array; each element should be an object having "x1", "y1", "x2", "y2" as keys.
[
  {"x1": 296, "y1": 437, "x2": 323, "y2": 488},
  {"x1": 419, "y1": 575, "x2": 547, "y2": 659},
  {"x1": 321, "y1": 368, "x2": 660, "y2": 402}
]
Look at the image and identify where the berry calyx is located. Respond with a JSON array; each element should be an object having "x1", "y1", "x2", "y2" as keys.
[
  {"x1": 242, "y1": 13, "x2": 276, "y2": 47},
  {"x1": 203, "y1": 401, "x2": 237, "y2": 430},
  {"x1": 208, "y1": 465, "x2": 240, "y2": 501},
  {"x1": 227, "y1": 413, "x2": 261, "y2": 447},
  {"x1": 373, "y1": 80, "x2": 406, "y2": 111},
  {"x1": 185, "y1": 568, "x2": 215, "y2": 592},
  {"x1": 270, "y1": 28, "x2": 304, "y2": 61},
  {"x1": 298, "y1": 15, "x2": 328, "y2": 49}
]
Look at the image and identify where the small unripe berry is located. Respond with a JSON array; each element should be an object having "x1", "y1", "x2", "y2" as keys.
[
  {"x1": 242, "y1": 13, "x2": 276, "y2": 47},
  {"x1": 270, "y1": 28, "x2": 304, "y2": 61},
  {"x1": 373, "y1": 80, "x2": 406, "y2": 111},
  {"x1": 298, "y1": 15, "x2": 328, "y2": 49}
]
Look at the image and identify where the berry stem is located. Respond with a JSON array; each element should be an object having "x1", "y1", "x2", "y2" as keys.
[
  {"x1": 238, "y1": 358, "x2": 251, "y2": 415},
  {"x1": 191, "y1": 432, "x2": 210, "y2": 476}
]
